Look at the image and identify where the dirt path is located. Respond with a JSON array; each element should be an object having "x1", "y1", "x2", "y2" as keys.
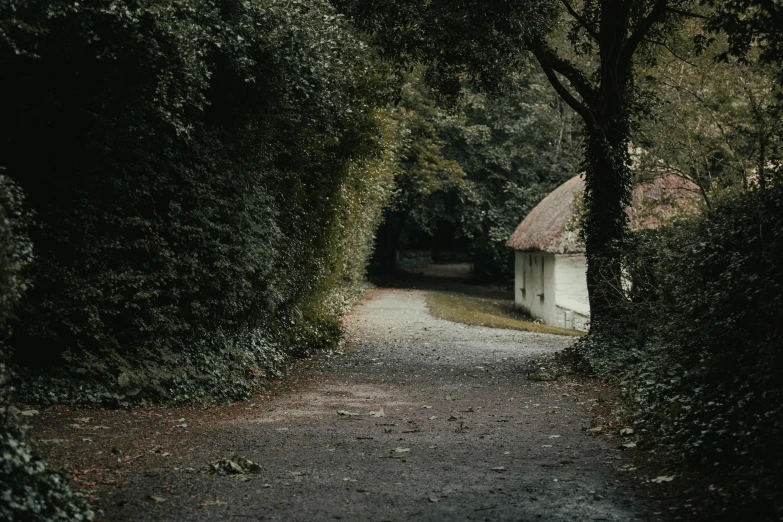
[{"x1": 31, "y1": 289, "x2": 656, "y2": 521}]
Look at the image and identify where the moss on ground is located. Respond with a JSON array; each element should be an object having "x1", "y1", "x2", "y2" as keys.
[{"x1": 426, "y1": 291, "x2": 584, "y2": 337}]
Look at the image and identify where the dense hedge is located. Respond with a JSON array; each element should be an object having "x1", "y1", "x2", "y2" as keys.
[
  {"x1": 574, "y1": 184, "x2": 783, "y2": 520},
  {"x1": 1, "y1": 0, "x2": 396, "y2": 404},
  {"x1": 0, "y1": 174, "x2": 93, "y2": 521}
]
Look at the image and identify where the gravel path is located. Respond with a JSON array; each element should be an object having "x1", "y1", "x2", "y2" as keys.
[{"x1": 89, "y1": 288, "x2": 652, "y2": 521}]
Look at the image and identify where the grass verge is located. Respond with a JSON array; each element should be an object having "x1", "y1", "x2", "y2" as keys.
[{"x1": 426, "y1": 291, "x2": 584, "y2": 337}]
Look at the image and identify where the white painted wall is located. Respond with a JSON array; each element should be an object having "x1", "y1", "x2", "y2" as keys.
[
  {"x1": 514, "y1": 251, "x2": 590, "y2": 331},
  {"x1": 514, "y1": 251, "x2": 556, "y2": 326},
  {"x1": 554, "y1": 254, "x2": 589, "y2": 314}
]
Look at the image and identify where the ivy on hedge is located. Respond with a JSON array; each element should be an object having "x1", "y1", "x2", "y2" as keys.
[
  {"x1": 574, "y1": 184, "x2": 783, "y2": 520},
  {"x1": 1, "y1": 0, "x2": 396, "y2": 404}
]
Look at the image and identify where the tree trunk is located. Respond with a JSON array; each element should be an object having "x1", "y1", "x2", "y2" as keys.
[{"x1": 582, "y1": 117, "x2": 631, "y2": 329}]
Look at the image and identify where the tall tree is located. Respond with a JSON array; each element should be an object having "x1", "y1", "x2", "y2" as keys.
[{"x1": 337, "y1": 0, "x2": 705, "y2": 327}]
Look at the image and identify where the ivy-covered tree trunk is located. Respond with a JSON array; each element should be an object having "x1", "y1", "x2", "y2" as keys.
[{"x1": 582, "y1": 118, "x2": 632, "y2": 328}]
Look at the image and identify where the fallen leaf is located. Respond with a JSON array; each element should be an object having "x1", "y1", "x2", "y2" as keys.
[
  {"x1": 428, "y1": 416, "x2": 438, "y2": 420},
  {"x1": 428, "y1": 497, "x2": 439, "y2": 503},
  {"x1": 620, "y1": 428, "x2": 634, "y2": 436},
  {"x1": 75, "y1": 417, "x2": 92, "y2": 423},
  {"x1": 622, "y1": 442, "x2": 637, "y2": 449},
  {"x1": 174, "y1": 423, "x2": 188, "y2": 428},
  {"x1": 149, "y1": 496, "x2": 167, "y2": 503},
  {"x1": 651, "y1": 475, "x2": 675, "y2": 483},
  {"x1": 368, "y1": 409, "x2": 384, "y2": 418},
  {"x1": 20, "y1": 410, "x2": 39, "y2": 417},
  {"x1": 207, "y1": 455, "x2": 262, "y2": 475},
  {"x1": 198, "y1": 500, "x2": 227, "y2": 508},
  {"x1": 336, "y1": 410, "x2": 358, "y2": 416},
  {"x1": 393, "y1": 447, "x2": 410, "y2": 453},
  {"x1": 422, "y1": 405, "x2": 433, "y2": 409}
]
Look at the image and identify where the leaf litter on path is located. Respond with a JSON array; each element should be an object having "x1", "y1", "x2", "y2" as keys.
[
  {"x1": 336, "y1": 410, "x2": 359, "y2": 416},
  {"x1": 206, "y1": 455, "x2": 262, "y2": 475}
]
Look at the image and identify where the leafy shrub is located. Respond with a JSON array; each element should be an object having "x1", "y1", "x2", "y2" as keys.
[
  {"x1": 573, "y1": 184, "x2": 783, "y2": 520},
  {"x1": 0, "y1": 174, "x2": 32, "y2": 334},
  {"x1": 1, "y1": 370, "x2": 94, "y2": 522},
  {"x1": 0, "y1": 175, "x2": 92, "y2": 521},
  {"x1": 1, "y1": 0, "x2": 394, "y2": 404}
]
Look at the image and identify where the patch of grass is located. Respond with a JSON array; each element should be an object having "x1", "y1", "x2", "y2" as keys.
[{"x1": 426, "y1": 291, "x2": 584, "y2": 337}]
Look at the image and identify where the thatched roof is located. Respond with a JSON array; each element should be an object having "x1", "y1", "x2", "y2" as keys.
[
  {"x1": 506, "y1": 174, "x2": 701, "y2": 253},
  {"x1": 506, "y1": 175, "x2": 585, "y2": 254}
]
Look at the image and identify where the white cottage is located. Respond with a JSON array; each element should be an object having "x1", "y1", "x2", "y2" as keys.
[{"x1": 506, "y1": 174, "x2": 700, "y2": 331}]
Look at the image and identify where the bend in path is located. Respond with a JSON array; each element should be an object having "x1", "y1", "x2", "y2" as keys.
[{"x1": 105, "y1": 288, "x2": 651, "y2": 521}]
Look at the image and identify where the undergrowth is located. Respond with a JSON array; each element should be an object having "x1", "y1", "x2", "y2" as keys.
[{"x1": 568, "y1": 184, "x2": 783, "y2": 521}]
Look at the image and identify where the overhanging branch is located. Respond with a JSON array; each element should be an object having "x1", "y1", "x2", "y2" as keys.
[
  {"x1": 531, "y1": 45, "x2": 597, "y2": 128},
  {"x1": 666, "y1": 6, "x2": 707, "y2": 19},
  {"x1": 536, "y1": 44, "x2": 597, "y2": 104},
  {"x1": 560, "y1": 0, "x2": 599, "y2": 41}
]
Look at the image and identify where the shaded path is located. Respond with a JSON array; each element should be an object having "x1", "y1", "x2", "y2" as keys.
[{"x1": 97, "y1": 289, "x2": 649, "y2": 521}]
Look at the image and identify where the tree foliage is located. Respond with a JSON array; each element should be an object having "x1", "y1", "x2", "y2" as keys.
[
  {"x1": 637, "y1": 27, "x2": 783, "y2": 199},
  {"x1": 337, "y1": 0, "x2": 712, "y2": 326},
  {"x1": 378, "y1": 68, "x2": 582, "y2": 280}
]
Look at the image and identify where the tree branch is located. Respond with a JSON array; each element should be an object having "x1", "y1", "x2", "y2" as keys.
[
  {"x1": 535, "y1": 44, "x2": 597, "y2": 104},
  {"x1": 666, "y1": 6, "x2": 707, "y2": 20},
  {"x1": 531, "y1": 44, "x2": 597, "y2": 128},
  {"x1": 644, "y1": 38, "x2": 697, "y2": 67},
  {"x1": 560, "y1": 0, "x2": 598, "y2": 41},
  {"x1": 618, "y1": 0, "x2": 670, "y2": 77}
]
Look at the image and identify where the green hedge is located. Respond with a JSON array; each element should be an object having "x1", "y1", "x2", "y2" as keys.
[
  {"x1": 575, "y1": 184, "x2": 783, "y2": 520},
  {"x1": 1, "y1": 0, "x2": 395, "y2": 404},
  {"x1": 0, "y1": 174, "x2": 93, "y2": 521}
]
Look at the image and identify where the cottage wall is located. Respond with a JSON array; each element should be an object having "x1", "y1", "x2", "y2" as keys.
[
  {"x1": 555, "y1": 253, "x2": 589, "y2": 307},
  {"x1": 514, "y1": 251, "x2": 556, "y2": 325},
  {"x1": 515, "y1": 251, "x2": 590, "y2": 331}
]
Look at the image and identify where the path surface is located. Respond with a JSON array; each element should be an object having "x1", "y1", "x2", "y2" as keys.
[{"x1": 71, "y1": 289, "x2": 651, "y2": 521}]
